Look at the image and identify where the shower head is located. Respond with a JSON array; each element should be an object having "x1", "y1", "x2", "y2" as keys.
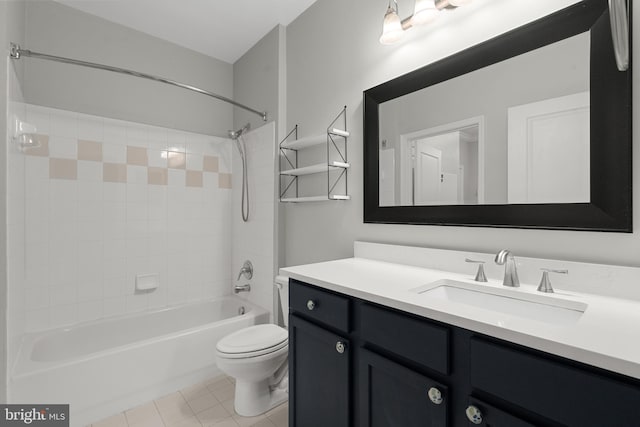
[{"x1": 228, "y1": 123, "x2": 251, "y2": 140}]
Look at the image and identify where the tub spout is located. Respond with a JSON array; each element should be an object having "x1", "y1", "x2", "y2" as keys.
[{"x1": 234, "y1": 284, "x2": 251, "y2": 294}]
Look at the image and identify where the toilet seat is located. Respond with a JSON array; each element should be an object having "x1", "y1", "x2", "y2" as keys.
[{"x1": 216, "y1": 324, "x2": 288, "y2": 359}]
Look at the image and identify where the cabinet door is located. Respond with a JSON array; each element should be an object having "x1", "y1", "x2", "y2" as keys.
[
  {"x1": 289, "y1": 315, "x2": 350, "y2": 427},
  {"x1": 359, "y1": 348, "x2": 448, "y2": 427},
  {"x1": 466, "y1": 397, "x2": 537, "y2": 427}
]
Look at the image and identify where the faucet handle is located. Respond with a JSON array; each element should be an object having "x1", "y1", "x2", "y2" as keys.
[
  {"x1": 465, "y1": 258, "x2": 488, "y2": 283},
  {"x1": 237, "y1": 260, "x2": 253, "y2": 281},
  {"x1": 537, "y1": 268, "x2": 568, "y2": 293}
]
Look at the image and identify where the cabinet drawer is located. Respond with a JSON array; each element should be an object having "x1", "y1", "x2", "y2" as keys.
[
  {"x1": 289, "y1": 279, "x2": 350, "y2": 332},
  {"x1": 470, "y1": 337, "x2": 640, "y2": 427},
  {"x1": 360, "y1": 303, "x2": 449, "y2": 374}
]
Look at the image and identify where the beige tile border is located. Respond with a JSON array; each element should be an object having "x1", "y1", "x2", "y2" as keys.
[
  {"x1": 203, "y1": 155, "x2": 219, "y2": 172},
  {"x1": 24, "y1": 135, "x2": 50, "y2": 157},
  {"x1": 186, "y1": 170, "x2": 203, "y2": 188},
  {"x1": 127, "y1": 146, "x2": 148, "y2": 166},
  {"x1": 49, "y1": 158, "x2": 77, "y2": 180},
  {"x1": 32, "y1": 134, "x2": 233, "y2": 189},
  {"x1": 103, "y1": 162, "x2": 127, "y2": 183},
  {"x1": 78, "y1": 140, "x2": 103, "y2": 162},
  {"x1": 218, "y1": 173, "x2": 232, "y2": 189},
  {"x1": 148, "y1": 167, "x2": 168, "y2": 186}
]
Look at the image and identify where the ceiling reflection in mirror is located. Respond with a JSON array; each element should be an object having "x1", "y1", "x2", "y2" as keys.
[{"x1": 378, "y1": 32, "x2": 590, "y2": 207}]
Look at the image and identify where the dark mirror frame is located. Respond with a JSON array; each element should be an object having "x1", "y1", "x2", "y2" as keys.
[{"x1": 363, "y1": 0, "x2": 632, "y2": 232}]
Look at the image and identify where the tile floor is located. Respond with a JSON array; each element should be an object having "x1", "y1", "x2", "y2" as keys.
[{"x1": 91, "y1": 375, "x2": 288, "y2": 427}]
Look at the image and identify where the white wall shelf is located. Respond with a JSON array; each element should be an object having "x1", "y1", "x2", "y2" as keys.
[
  {"x1": 279, "y1": 106, "x2": 350, "y2": 202},
  {"x1": 280, "y1": 128, "x2": 350, "y2": 150},
  {"x1": 281, "y1": 195, "x2": 352, "y2": 203},
  {"x1": 280, "y1": 161, "x2": 350, "y2": 177}
]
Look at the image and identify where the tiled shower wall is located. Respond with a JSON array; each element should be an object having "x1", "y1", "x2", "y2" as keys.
[
  {"x1": 231, "y1": 122, "x2": 276, "y2": 318},
  {"x1": 10, "y1": 104, "x2": 233, "y2": 332}
]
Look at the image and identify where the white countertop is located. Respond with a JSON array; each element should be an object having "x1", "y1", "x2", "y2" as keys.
[{"x1": 281, "y1": 256, "x2": 640, "y2": 380}]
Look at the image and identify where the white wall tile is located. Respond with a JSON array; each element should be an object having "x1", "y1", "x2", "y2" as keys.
[
  {"x1": 48, "y1": 136, "x2": 77, "y2": 159},
  {"x1": 103, "y1": 256, "x2": 126, "y2": 279},
  {"x1": 26, "y1": 104, "x2": 51, "y2": 135},
  {"x1": 103, "y1": 119, "x2": 127, "y2": 145},
  {"x1": 50, "y1": 304, "x2": 78, "y2": 328},
  {"x1": 49, "y1": 111, "x2": 77, "y2": 138},
  {"x1": 25, "y1": 308, "x2": 50, "y2": 332},
  {"x1": 103, "y1": 182, "x2": 126, "y2": 202},
  {"x1": 126, "y1": 294, "x2": 148, "y2": 313},
  {"x1": 25, "y1": 287, "x2": 50, "y2": 310},
  {"x1": 148, "y1": 149, "x2": 167, "y2": 168},
  {"x1": 50, "y1": 284, "x2": 78, "y2": 306},
  {"x1": 77, "y1": 114, "x2": 104, "y2": 142},
  {"x1": 126, "y1": 183, "x2": 148, "y2": 203},
  {"x1": 103, "y1": 143, "x2": 127, "y2": 163},
  {"x1": 103, "y1": 297, "x2": 126, "y2": 317},
  {"x1": 168, "y1": 169, "x2": 186, "y2": 187},
  {"x1": 77, "y1": 160, "x2": 103, "y2": 182},
  {"x1": 77, "y1": 280, "x2": 103, "y2": 303},
  {"x1": 127, "y1": 165, "x2": 148, "y2": 185},
  {"x1": 78, "y1": 300, "x2": 103, "y2": 323},
  {"x1": 16, "y1": 104, "x2": 236, "y2": 332},
  {"x1": 103, "y1": 276, "x2": 127, "y2": 298}
]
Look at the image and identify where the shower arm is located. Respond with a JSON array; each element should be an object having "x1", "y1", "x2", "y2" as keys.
[{"x1": 9, "y1": 43, "x2": 267, "y2": 122}]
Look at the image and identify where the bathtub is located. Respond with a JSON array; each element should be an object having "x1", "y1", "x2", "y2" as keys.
[{"x1": 10, "y1": 296, "x2": 269, "y2": 427}]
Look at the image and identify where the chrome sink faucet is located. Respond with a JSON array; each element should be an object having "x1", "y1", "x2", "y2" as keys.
[{"x1": 495, "y1": 249, "x2": 520, "y2": 287}]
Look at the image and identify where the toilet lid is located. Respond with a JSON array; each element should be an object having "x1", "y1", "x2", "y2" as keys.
[{"x1": 216, "y1": 324, "x2": 288, "y2": 355}]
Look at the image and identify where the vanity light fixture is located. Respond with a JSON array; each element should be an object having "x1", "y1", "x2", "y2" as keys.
[{"x1": 379, "y1": 0, "x2": 473, "y2": 45}]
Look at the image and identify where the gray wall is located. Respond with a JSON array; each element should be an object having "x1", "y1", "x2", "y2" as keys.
[
  {"x1": 23, "y1": 0, "x2": 233, "y2": 136},
  {"x1": 283, "y1": 0, "x2": 640, "y2": 269},
  {"x1": 233, "y1": 25, "x2": 281, "y2": 136},
  {"x1": 0, "y1": 0, "x2": 26, "y2": 403},
  {"x1": 233, "y1": 25, "x2": 287, "y2": 269}
]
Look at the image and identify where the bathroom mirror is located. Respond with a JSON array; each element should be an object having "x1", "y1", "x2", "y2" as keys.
[{"x1": 363, "y1": 0, "x2": 632, "y2": 231}]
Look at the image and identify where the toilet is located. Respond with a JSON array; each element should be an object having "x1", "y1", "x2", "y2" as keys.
[{"x1": 216, "y1": 276, "x2": 289, "y2": 417}]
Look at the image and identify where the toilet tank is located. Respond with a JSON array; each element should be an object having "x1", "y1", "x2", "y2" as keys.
[{"x1": 274, "y1": 276, "x2": 289, "y2": 328}]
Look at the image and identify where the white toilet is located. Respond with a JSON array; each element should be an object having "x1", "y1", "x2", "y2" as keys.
[{"x1": 216, "y1": 276, "x2": 289, "y2": 417}]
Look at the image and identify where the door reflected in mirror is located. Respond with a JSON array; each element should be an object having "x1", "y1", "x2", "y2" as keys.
[{"x1": 380, "y1": 118, "x2": 483, "y2": 206}]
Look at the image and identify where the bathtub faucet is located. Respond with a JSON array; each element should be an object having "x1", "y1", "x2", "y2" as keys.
[
  {"x1": 234, "y1": 284, "x2": 251, "y2": 294},
  {"x1": 237, "y1": 260, "x2": 253, "y2": 281}
]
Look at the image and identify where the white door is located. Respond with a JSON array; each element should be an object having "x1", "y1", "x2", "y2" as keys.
[
  {"x1": 414, "y1": 142, "x2": 442, "y2": 205},
  {"x1": 508, "y1": 92, "x2": 590, "y2": 203}
]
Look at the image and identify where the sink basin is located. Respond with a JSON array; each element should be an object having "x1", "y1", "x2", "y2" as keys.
[{"x1": 411, "y1": 280, "x2": 587, "y2": 325}]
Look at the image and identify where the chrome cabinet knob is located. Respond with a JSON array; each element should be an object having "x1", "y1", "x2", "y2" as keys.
[
  {"x1": 427, "y1": 387, "x2": 443, "y2": 405},
  {"x1": 306, "y1": 300, "x2": 316, "y2": 310},
  {"x1": 335, "y1": 341, "x2": 346, "y2": 354},
  {"x1": 466, "y1": 405, "x2": 483, "y2": 425}
]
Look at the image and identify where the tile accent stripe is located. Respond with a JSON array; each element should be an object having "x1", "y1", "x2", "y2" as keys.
[{"x1": 29, "y1": 138, "x2": 229, "y2": 189}]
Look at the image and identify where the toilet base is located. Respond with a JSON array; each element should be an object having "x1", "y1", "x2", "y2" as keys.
[{"x1": 234, "y1": 379, "x2": 288, "y2": 417}]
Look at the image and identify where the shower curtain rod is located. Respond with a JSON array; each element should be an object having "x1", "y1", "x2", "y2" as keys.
[{"x1": 9, "y1": 43, "x2": 267, "y2": 122}]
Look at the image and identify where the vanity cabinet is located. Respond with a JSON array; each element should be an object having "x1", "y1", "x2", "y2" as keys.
[{"x1": 288, "y1": 279, "x2": 640, "y2": 426}]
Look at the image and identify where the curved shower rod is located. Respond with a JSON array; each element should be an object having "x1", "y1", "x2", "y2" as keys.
[{"x1": 9, "y1": 43, "x2": 267, "y2": 122}]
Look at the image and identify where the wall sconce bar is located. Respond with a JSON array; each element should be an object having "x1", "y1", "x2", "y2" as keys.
[{"x1": 380, "y1": 0, "x2": 472, "y2": 45}]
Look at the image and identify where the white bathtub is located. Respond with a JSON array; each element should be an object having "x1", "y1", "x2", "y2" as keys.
[{"x1": 10, "y1": 296, "x2": 269, "y2": 427}]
